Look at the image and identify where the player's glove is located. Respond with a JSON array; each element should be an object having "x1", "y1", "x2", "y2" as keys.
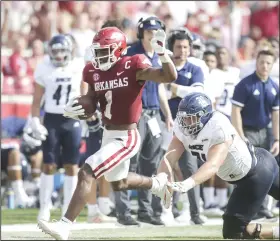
[
  {"x1": 167, "y1": 177, "x2": 196, "y2": 193},
  {"x1": 151, "y1": 173, "x2": 172, "y2": 209},
  {"x1": 29, "y1": 117, "x2": 48, "y2": 141},
  {"x1": 22, "y1": 125, "x2": 42, "y2": 148},
  {"x1": 150, "y1": 29, "x2": 166, "y2": 55},
  {"x1": 63, "y1": 97, "x2": 85, "y2": 120}
]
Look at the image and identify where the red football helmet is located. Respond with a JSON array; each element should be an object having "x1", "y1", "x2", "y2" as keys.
[{"x1": 90, "y1": 27, "x2": 128, "y2": 71}]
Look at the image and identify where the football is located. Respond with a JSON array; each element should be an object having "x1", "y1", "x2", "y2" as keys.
[{"x1": 74, "y1": 95, "x2": 97, "y2": 120}]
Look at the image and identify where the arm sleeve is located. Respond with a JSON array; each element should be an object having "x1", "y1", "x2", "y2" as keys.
[
  {"x1": 82, "y1": 64, "x2": 90, "y2": 84},
  {"x1": 34, "y1": 63, "x2": 45, "y2": 87},
  {"x1": 231, "y1": 80, "x2": 248, "y2": 107},
  {"x1": 190, "y1": 66, "x2": 204, "y2": 87}
]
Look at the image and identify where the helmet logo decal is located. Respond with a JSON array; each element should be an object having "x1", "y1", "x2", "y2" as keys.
[
  {"x1": 196, "y1": 96, "x2": 208, "y2": 108},
  {"x1": 111, "y1": 32, "x2": 123, "y2": 39}
]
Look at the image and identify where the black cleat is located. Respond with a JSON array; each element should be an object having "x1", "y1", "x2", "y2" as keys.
[
  {"x1": 137, "y1": 215, "x2": 164, "y2": 225},
  {"x1": 117, "y1": 216, "x2": 140, "y2": 226},
  {"x1": 190, "y1": 215, "x2": 205, "y2": 225}
]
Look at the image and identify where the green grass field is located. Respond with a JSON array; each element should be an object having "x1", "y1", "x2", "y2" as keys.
[
  {"x1": 1, "y1": 225, "x2": 224, "y2": 240},
  {"x1": 1, "y1": 208, "x2": 224, "y2": 240},
  {"x1": 2, "y1": 208, "x2": 88, "y2": 225},
  {"x1": 2, "y1": 208, "x2": 278, "y2": 240}
]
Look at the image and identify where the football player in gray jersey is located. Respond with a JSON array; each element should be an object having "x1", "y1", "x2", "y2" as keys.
[{"x1": 158, "y1": 92, "x2": 279, "y2": 240}]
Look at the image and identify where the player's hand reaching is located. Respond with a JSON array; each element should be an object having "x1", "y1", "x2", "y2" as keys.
[
  {"x1": 167, "y1": 177, "x2": 196, "y2": 193},
  {"x1": 29, "y1": 117, "x2": 48, "y2": 141},
  {"x1": 150, "y1": 29, "x2": 166, "y2": 55},
  {"x1": 63, "y1": 97, "x2": 85, "y2": 120}
]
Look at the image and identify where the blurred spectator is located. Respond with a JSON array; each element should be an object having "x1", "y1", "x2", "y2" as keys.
[
  {"x1": 58, "y1": 1, "x2": 85, "y2": 17},
  {"x1": 155, "y1": 1, "x2": 171, "y2": 20},
  {"x1": 29, "y1": 3, "x2": 52, "y2": 44},
  {"x1": 239, "y1": 39, "x2": 274, "y2": 80},
  {"x1": 27, "y1": 39, "x2": 45, "y2": 75},
  {"x1": 70, "y1": 12, "x2": 96, "y2": 58},
  {"x1": 250, "y1": 2, "x2": 279, "y2": 40},
  {"x1": 56, "y1": 10, "x2": 73, "y2": 34},
  {"x1": 236, "y1": 37, "x2": 256, "y2": 67},
  {"x1": 3, "y1": 37, "x2": 31, "y2": 77},
  {"x1": 162, "y1": 14, "x2": 175, "y2": 36},
  {"x1": 268, "y1": 37, "x2": 279, "y2": 86}
]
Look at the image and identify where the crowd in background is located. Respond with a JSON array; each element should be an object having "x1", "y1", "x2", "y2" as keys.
[{"x1": 1, "y1": 0, "x2": 279, "y2": 225}]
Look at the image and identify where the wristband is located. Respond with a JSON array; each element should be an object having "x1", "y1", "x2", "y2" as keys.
[{"x1": 159, "y1": 51, "x2": 172, "y2": 63}]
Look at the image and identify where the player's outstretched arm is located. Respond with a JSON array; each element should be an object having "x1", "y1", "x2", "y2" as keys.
[
  {"x1": 157, "y1": 135, "x2": 185, "y2": 183},
  {"x1": 169, "y1": 140, "x2": 231, "y2": 193},
  {"x1": 136, "y1": 29, "x2": 177, "y2": 83},
  {"x1": 28, "y1": 82, "x2": 48, "y2": 141}
]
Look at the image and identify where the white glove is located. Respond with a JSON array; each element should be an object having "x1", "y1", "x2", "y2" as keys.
[
  {"x1": 150, "y1": 29, "x2": 166, "y2": 55},
  {"x1": 168, "y1": 178, "x2": 195, "y2": 193},
  {"x1": 22, "y1": 127, "x2": 42, "y2": 148},
  {"x1": 151, "y1": 173, "x2": 172, "y2": 209},
  {"x1": 29, "y1": 117, "x2": 48, "y2": 141},
  {"x1": 63, "y1": 97, "x2": 85, "y2": 120}
]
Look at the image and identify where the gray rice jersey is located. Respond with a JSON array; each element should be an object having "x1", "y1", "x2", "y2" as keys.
[{"x1": 174, "y1": 111, "x2": 253, "y2": 182}]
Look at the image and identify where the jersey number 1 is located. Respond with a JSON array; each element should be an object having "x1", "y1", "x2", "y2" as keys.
[
  {"x1": 53, "y1": 84, "x2": 71, "y2": 105},
  {"x1": 104, "y1": 90, "x2": 112, "y2": 119}
]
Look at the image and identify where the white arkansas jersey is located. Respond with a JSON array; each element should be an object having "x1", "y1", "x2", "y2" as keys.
[
  {"x1": 34, "y1": 56, "x2": 84, "y2": 114},
  {"x1": 216, "y1": 67, "x2": 240, "y2": 117},
  {"x1": 174, "y1": 111, "x2": 253, "y2": 182}
]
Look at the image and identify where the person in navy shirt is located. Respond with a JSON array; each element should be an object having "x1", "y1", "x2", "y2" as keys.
[
  {"x1": 113, "y1": 16, "x2": 173, "y2": 226},
  {"x1": 162, "y1": 29, "x2": 205, "y2": 225},
  {"x1": 231, "y1": 49, "x2": 279, "y2": 219}
]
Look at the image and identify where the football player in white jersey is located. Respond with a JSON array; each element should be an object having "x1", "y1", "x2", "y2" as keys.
[
  {"x1": 158, "y1": 92, "x2": 279, "y2": 240},
  {"x1": 215, "y1": 47, "x2": 240, "y2": 119},
  {"x1": 28, "y1": 34, "x2": 85, "y2": 221}
]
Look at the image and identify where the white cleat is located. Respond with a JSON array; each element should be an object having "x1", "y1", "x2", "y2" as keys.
[
  {"x1": 161, "y1": 207, "x2": 176, "y2": 226},
  {"x1": 15, "y1": 195, "x2": 37, "y2": 208},
  {"x1": 175, "y1": 209, "x2": 191, "y2": 225},
  {"x1": 202, "y1": 207, "x2": 224, "y2": 217},
  {"x1": 38, "y1": 219, "x2": 70, "y2": 240}
]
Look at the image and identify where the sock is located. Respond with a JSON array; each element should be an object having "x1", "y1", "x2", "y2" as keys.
[
  {"x1": 62, "y1": 175, "x2": 78, "y2": 217},
  {"x1": 98, "y1": 197, "x2": 112, "y2": 215},
  {"x1": 272, "y1": 226, "x2": 279, "y2": 239},
  {"x1": 216, "y1": 188, "x2": 228, "y2": 208},
  {"x1": 203, "y1": 187, "x2": 215, "y2": 208},
  {"x1": 11, "y1": 180, "x2": 29, "y2": 201},
  {"x1": 61, "y1": 216, "x2": 73, "y2": 225},
  {"x1": 33, "y1": 177, "x2": 41, "y2": 189},
  {"x1": 180, "y1": 193, "x2": 190, "y2": 211},
  {"x1": 40, "y1": 173, "x2": 54, "y2": 210},
  {"x1": 87, "y1": 204, "x2": 99, "y2": 216}
]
